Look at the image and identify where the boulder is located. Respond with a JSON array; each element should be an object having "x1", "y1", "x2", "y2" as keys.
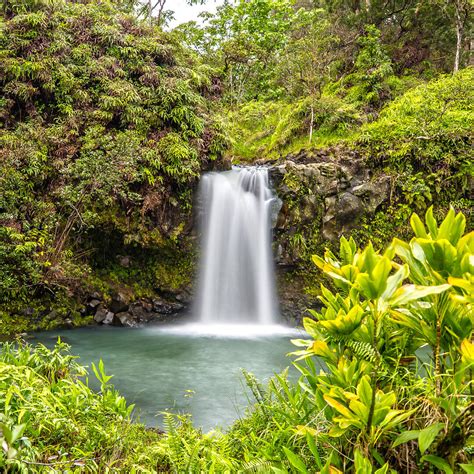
[
  {"x1": 85, "y1": 298, "x2": 101, "y2": 316},
  {"x1": 351, "y1": 176, "x2": 391, "y2": 213},
  {"x1": 115, "y1": 312, "x2": 138, "y2": 327},
  {"x1": 130, "y1": 302, "x2": 154, "y2": 323},
  {"x1": 109, "y1": 292, "x2": 129, "y2": 314},
  {"x1": 63, "y1": 318, "x2": 74, "y2": 329},
  {"x1": 152, "y1": 298, "x2": 184, "y2": 315},
  {"x1": 103, "y1": 311, "x2": 115, "y2": 325},
  {"x1": 88, "y1": 299, "x2": 101, "y2": 309},
  {"x1": 94, "y1": 306, "x2": 108, "y2": 324}
]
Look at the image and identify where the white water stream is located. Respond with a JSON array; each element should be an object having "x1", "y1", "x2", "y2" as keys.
[{"x1": 195, "y1": 167, "x2": 280, "y2": 326}]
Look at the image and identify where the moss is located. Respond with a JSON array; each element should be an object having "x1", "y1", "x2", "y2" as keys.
[
  {"x1": 0, "y1": 294, "x2": 94, "y2": 338},
  {"x1": 347, "y1": 204, "x2": 413, "y2": 250}
]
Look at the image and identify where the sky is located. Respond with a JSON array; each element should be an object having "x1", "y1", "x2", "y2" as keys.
[{"x1": 167, "y1": 0, "x2": 226, "y2": 28}]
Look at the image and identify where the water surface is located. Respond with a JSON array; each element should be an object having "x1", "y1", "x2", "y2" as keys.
[{"x1": 32, "y1": 324, "x2": 301, "y2": 431}]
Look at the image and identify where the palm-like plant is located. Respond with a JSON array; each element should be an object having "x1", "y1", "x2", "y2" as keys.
[{"x1": 292, "y1": 207, "x2": 473, "y2": 472}]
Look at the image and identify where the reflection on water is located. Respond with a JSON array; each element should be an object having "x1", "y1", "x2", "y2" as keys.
[{"x1": 32, "y1": 325, "x2": 301, "y2": 431}]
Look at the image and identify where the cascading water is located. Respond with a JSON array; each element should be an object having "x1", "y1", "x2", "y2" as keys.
[{"x1": 195, "y1": 167, "x2": 279, "y2": 325}]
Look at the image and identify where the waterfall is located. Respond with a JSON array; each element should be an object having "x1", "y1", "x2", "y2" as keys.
[{"x1": 196, "y1": 167, "x2": 279, "y2": 325}]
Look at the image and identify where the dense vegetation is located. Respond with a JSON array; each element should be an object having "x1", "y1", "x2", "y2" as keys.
[
  {"x1": 0, "y1": 0, "x2": 228, "y2": 334},
  {"x1": 2, "y1": 209, "x2": 473, "y2": 471},
  {"x1": 176, "y1": 0, "x2": 473, "y2": 265},
  {"x1": 175, "y1": 0, "x2": 472, "y2": 158}
]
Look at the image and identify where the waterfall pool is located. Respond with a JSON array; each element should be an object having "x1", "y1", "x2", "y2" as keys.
[
  {"x1": 31, "y1": 323, "x2": 303, "y2": 431},
  {"x1": 27, "y1": 168, "x2": 302, "y2": 432}
]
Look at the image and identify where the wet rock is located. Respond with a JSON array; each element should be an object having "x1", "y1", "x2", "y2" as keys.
[
  {"x1": 115, "y1": 312, "x2": 138, "y2": 327},
  {"x1": 103, "y1": 311, "x2": 115, "y2": 325},
  {"x1": 130, "y1": 302, "x2": 154, "y2": 323},
  {"x1": 152, "y1": 298, "x2": 184, "y2": 315},
  {"x1": 109, "y1": 292, "x2": 129, "y2": 314},
  {"x1": 84, "y1": 298, "x2": 101, "y2": 316},
  {"x1": 94, "y1": 306, "x2": 108, "y2": 324},
  {"x1": 175, "y1": 291, "x2": 192, "y2": 305},
  {"x1": 63, "y1": 318, "x2": 74, "y2": 329},
  {"x1": 88, "y1": 299, "x2": 101, "y2": 309}
]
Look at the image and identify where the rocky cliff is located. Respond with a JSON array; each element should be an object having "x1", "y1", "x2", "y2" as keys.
[{"x1": 268, "y1": 147, "x2": 392, "y2": 321}]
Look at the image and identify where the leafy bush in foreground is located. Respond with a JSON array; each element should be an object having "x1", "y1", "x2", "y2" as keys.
[
  {"x1": 289, "y1": 207, "x2": 473, "y2": 472},
  {"x1": 0, "y1": 340, "x2": 163, "y2": 472}
]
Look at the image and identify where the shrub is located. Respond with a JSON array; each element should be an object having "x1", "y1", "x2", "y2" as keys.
[
  {"x1": 0, "y1": 340, "x2": 165, "y2": 472},
  {"x1": 360, "y1": 68, "x2": 473, "y2": 181}
]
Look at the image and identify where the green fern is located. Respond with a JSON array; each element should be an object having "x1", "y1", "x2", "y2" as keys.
[
  {"x1": 240, "y1": 459, "x2": 274, "y2": 473},
  {"x1": 346, "y1": 340, "x2": 379, "y2": 363}
]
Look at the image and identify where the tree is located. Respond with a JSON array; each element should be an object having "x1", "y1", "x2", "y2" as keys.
[
  {"x1": 141, "y1": 0, "x2": 207, "y2": 26},
  {"x1": 182, "y1": 0, "x2": 299, "y2": 103},
  {"x1": 275, "y1": 8, "x2": 337, "y2": 141},
  {"x1": 447, "y1": 0, "x2": 471, "y2": 72}
]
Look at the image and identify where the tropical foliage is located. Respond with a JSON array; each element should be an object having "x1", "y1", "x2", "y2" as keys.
[
  {"x1": 0, "y1": 0, "x2": 228, "y2": 330},
  {"x1": 0, "y1": 0, "x2": 473, "y2": 470}
]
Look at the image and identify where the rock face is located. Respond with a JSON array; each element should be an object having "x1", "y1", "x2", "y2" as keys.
[
  {"x1": 269, "y1": 148, "x2": 391, "y2": 262},
  {"x1": 268, "y1": 148, "x2": 392, "y2": 321}
]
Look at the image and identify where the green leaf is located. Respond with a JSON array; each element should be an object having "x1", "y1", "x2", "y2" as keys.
[
  {"x1": 283, "y1": 447, "x2": 308, "y2": 473},
  {"x1": 7, "y1": 446, "x2": 18, "y2": 460},
  {"x1": 390, "y1": 284, "x2": 450, "y2": 306},
  {"x1": 418, "y1": 423, "x2": 444, "y2": 454},
  {"x1": 416, "y1": 239, "x2": 457, "y2": 273},
  {"x1": 10, "y1": 424, "x2": 25, "y2": 444},
  {"x1": 410, "y1": 213, "x2": 428, "y2": 238},
  {"x1": 324, "y1": 396, "x2": 353, "y2": 418},
  {"x1": 425, "y1": 207, "x2": 438, "y2": 238},
  {"x1": 421, "y1": 455, "x2": 453, "y2": 474},
  {"x1": 354, "y1": 449, "x2": 372, "y2": 474},
  {"x1": 437, "y1": 207, "x2": 455, "y2": 241},
  {"x1": 392, "y1": 430, "x2": 420, "y2": 448},
  {"x1": 356, "y1": 375, "x2": 372, "y2": 407},
  {"x1": 0, "y1": 424, "x2": 12, "y2": 444},
  {"x1": 371, "y1": 257, "x2": 392, "y2": 296},
  {"x1": 381, "y1": 264, "x2": 409, "y2": 300},
  {"x1": 305, "y1": 433, "x2": 323, "y2": 469},
  {"x1": 459, "y1": 464, "x2": 474, "y2": 473},
  {"x1": 340, "y1": 236, "x2": 356, "y2": 264}
]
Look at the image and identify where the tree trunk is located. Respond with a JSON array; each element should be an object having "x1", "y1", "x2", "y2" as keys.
[
  {"x1": 453, "y1": 0, "x2": 464, "y2": 72},
  {"x1": 309, "y1": 105, "x2": 314, "y2": 144}
]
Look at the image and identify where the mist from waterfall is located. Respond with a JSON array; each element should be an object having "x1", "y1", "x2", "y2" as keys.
[{"x1": 195, "y1": 167, "x2": 279, "y2": 325}]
